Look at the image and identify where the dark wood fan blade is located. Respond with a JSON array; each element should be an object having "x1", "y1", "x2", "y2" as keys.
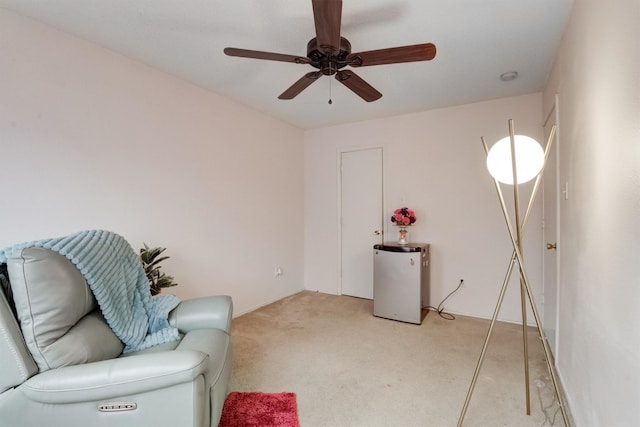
[
  {"x1": 312, "y1": 0, "x2": 342, "y2": 53},
  {"x1": 335, "y1": 70, "x2": 382, "y2": 102},
  {"x1": 278, "y1": 71, "x2": 323, "y2": 100},
  {"x1": 224, "y1": 47, "x2": 310, "y2": 64},
  {"x1": 347, "y1": 43, "x2": 436, "y2": 67}
]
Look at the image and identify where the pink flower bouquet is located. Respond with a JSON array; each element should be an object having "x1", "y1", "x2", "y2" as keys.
[{"x1": 391, "y1": 207, "x2": 417, "y2": 226}]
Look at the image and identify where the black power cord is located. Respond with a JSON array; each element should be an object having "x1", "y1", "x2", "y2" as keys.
[{"x1": 423, "y1": 279, "x2": 464, "y2": 320}]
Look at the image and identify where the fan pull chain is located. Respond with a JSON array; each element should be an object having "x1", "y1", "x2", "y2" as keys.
[{"x1": 328, "y1": 55, "x2": 333, "y2": 105}]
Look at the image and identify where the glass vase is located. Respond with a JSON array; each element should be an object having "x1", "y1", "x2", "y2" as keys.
[{"x1": 398, "y1": 226, "x2": 408, "y2": 245}]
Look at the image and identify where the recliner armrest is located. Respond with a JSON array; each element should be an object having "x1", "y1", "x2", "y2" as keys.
[
  {"x1": 169, "y1": 296, "x2": 233, "y2": 334},
  {"x1": 21, "y1": 350, "x2": 208, "y2": 404},
  {"x1": 0, "y1": 286, "x2": 38, "y2": 393}
]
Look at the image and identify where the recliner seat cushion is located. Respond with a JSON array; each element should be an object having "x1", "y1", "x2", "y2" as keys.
[{"x1": 7, "y1": 247, "x2": 123, "y2": 371}]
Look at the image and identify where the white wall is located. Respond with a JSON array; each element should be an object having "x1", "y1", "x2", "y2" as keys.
[
  {"x1": 543, "y1": 0, "x2": 640, "y2": 425},
  {"x1": 0, "y1": 10, "x2": 305, "y2": 316},
  {"x1": 304, "y1": 93, "x2": 547, "y2": 323}
]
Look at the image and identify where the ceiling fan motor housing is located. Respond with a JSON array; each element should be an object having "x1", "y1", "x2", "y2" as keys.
[{"x1": 307, "y1": 37, "x2": 352, "y2": 75}]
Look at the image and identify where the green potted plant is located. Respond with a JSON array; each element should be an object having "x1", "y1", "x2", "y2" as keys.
[{"x1": 139, "y1": 244, "x2": 178, "y2": 296}]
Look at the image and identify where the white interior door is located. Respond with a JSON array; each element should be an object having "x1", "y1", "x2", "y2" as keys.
[
  {"x1": 542, "y1": 99, "x2": 560, "y2": 357},
  {"x1": 340, "y1": 148, "x2": 383, "y2": 299}
]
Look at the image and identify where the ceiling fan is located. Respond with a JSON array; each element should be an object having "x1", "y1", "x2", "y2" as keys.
[{"x1": 224, "y1": 0, "x2": 436, "y2": 102}]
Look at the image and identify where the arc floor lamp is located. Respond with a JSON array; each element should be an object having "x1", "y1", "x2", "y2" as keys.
[{"x1": 457, "y1": 120, "x2": 569, "y2": 426}]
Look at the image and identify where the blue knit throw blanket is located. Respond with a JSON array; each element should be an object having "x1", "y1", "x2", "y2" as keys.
[{"x1": 0, "y1": 230, "x2": 180, "y2": 353}]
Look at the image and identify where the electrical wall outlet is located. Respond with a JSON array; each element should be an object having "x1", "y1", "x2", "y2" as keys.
[{"x1": 274, "y1": 267, "x2": 283, "y2": 277}]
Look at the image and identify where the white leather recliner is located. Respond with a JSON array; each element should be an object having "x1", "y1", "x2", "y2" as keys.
[{"x1": 0, "y1": 246, "x2": 232, "y2": 427}]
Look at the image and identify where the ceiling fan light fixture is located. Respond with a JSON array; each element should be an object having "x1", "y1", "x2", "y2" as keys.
[{"x1": 500, "y1": 71, "x2": 518, "y2": 82}]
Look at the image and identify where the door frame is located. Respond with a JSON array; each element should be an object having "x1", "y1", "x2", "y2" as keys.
[
  {"x1": 542, "y1": 94, "x2": 561, "y2": 358},
  {"x1": 337, "y1": 146, "x2": 384, "y2": 296}
]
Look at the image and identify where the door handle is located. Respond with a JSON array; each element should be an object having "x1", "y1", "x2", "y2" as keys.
[
  {"x1": 546, "y1": 243, "x2": 557, "y2": 250},
  {"x1": 373, "y1": 230, "x2": 381, "y2": 236}
]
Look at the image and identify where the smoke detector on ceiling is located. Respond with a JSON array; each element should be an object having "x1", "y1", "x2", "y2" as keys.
[{"x1": 500, "y1": 71, "x2": 519, "y2": 82}]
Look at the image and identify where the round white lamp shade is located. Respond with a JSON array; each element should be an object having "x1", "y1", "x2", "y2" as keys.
[{"x1": 486, "y1": 135, "x2": 544, "y2": 184}]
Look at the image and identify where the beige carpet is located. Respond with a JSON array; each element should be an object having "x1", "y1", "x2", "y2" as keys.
[{"x1": 228, "y1": 291, "x2": 571, "y2": 426}]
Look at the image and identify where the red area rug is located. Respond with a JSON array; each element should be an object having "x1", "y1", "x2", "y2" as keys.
[{"x1": 219, "y1": 392, "x2": 300, "y2": 427}]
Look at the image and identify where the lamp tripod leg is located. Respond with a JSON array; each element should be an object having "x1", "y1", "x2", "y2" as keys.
[
  {"x1": 457, "y1": 253, "x2": 518, "y2": 426},
  {"x1": 519, "y1": 276, "x2": 531, "y2": 414},
  {"x1": 513, "y1": 253, "x2": 570, "y2": 426},
  {"x1": 501, "y1": 188, "x2": 568, "y2": 426},
  {"x1": 500, "y1": 180, "x2": 569, "y2": 425},
  {"x1": 508, "y1": 119, "x2": 532, "y2": 415}
]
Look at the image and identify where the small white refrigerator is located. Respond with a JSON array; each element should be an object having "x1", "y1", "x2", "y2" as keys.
[{"x1": 373, "y1": 243, "x2": 430, "y2": 324}]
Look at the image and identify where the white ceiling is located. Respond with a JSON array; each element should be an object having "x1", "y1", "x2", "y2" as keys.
[{"x1": 1, "y1": 0, "x2": 574, "y2": 129}]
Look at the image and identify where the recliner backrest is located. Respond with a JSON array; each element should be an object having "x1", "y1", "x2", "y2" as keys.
[{"x1": 5, "y1": 247, "x2": 124, "y2": 372}]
